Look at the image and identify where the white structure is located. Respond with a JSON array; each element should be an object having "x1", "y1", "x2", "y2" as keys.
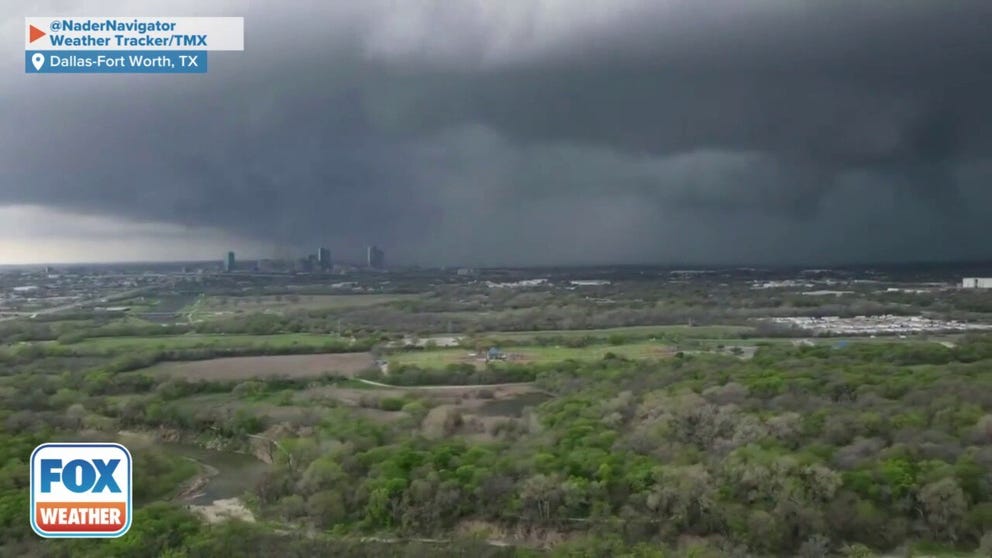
[
  {"x1": 962, "y1": 278, "x2": 992, "y2": 289},
  {"x1": 484, "y1": 279, "x2": 547, "y2": 288},
  {"x1": 766, "y1": 315, "x2": 992, "y2": 335}
]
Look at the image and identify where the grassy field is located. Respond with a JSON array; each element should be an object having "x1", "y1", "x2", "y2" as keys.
[
  {"x1": 390, "y1": 340, "x2": 677, "y2": 368},
  {"x1": 52, "y1": 333, "x2": 346, "y2": 353},
  {"x1": 390, "y1": 333, "x2": 966, "y2": 369},
  {"x1": 144, "y1": 352, "x2": 375, "y2": 381}
]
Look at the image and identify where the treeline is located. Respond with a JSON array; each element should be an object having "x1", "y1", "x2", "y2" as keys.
[
  {"x1": 459, "y1": 331, "x2": 744, "y2": 351},
  {"x1": 0, "y1": 312, "x2": 391, "y2": 345},
  {"x1": 360, "y1": 363, "x2": 539, "y2": 386},
  {"x1": 752, "y1": 335, "x2": 992, "y2": 367},
  {"x1": 0, "y1": 338, "x2": 376, "y2": 375},
  {"x1": 304, "y1": 301, "x2": 939, "y2": 336}
]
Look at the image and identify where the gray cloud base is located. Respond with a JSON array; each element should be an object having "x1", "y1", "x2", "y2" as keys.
[{"x1": 3, "y1": 0, "x2": 992, "y2": 265}]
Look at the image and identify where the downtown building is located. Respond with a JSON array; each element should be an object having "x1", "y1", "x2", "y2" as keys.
[
  {"x1": 317, "y1": 247, "x2": 332, "y2": 271},
  {"x1": 367, "y1": 246, "x2": 385, "y2": 269}
]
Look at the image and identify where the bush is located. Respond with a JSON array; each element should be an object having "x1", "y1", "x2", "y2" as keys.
[{"x1": 379, "y1": 397, "x2": 405, "y2": 412}]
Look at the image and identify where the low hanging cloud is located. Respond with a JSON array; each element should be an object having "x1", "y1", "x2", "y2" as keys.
[{"x1": 2, "y1": 0, "x2": 991, "y2": 265}]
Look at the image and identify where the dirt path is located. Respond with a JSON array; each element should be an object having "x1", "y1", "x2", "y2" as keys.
[{"x1": 189, "y1": 498, "x2": 255, "y2": 523}]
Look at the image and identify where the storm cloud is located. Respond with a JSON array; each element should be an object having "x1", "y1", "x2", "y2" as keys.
[{"x1": 3, "y1": 0, "x2": 992, "y2": 265}]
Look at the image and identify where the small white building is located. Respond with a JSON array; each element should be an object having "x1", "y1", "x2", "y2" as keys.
[{"x1": 962, "y1": 278, "x2": 992, "y2": 289}]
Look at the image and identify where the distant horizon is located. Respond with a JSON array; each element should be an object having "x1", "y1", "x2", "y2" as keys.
[{"x1": 4, "y1": 256, "x2": 992, "y2": 272}]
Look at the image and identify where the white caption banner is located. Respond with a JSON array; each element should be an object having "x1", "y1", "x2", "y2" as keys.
[{"x1": 25, "y1": 17, "x2": 244, "y2": 51}]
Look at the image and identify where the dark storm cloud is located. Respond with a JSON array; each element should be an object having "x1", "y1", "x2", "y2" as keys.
[{"x1": 3, "y1": 0, "x2": 992, "y2": 265}]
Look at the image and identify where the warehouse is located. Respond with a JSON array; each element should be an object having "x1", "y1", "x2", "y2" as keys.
[{"x1": 962, "y1": 278, "x2": 992, "y2": 288}]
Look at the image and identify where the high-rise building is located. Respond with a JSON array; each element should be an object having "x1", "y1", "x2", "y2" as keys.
[
  {"x1": 299, "y1": 255, "x2": 316, "y2": 272},
  {"x1": 317, "y1": 247, "x2": 332, "y2": 271},
  {"x1": 367, "y1": 245, "x2": 385, "y2": 269},
  {"x1": 224, "y1": 251, "x2": 235, "y2": 272}
]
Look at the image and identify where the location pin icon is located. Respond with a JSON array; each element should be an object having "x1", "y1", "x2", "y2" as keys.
[{"x1": 31, "y1": 52, "x2": 45, "y2": 71}]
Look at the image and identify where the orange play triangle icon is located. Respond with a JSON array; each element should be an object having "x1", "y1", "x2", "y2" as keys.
[{"x1": 29, "y1": 25, "x2": 46, "y2": 43}]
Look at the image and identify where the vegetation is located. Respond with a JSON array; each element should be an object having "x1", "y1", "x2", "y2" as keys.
[
  {"x1": 388, "y1": 341, "x2": 676, "y2": 369},
  {"x1": 361, "y1": 363, "x2": 540, "y2": 386},
  {"x1": 3, "y1": 277, "x2": 992, "y2": 556}
]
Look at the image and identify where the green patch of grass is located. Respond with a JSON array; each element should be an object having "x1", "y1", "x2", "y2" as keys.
[
  {"x1": 50, "y1": 333, "x2": 346, "y2": 354},
  {"x1": 388, "y1": 335, "x2": 948, "y2": 370},
  {"x1": 391, "y1": 340, "x2": 675, "y2": 368},
  {"x1": 519, "y1": 341, "x2": 674, "y2": 361}
]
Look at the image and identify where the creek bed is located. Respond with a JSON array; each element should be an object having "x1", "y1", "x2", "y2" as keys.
[{"x1": 162, "y1": 442, "x2": 270, "y2": 505}]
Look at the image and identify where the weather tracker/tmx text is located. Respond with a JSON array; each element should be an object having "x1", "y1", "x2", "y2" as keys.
[{"x1": 48, "y1": 19, "x2": 206, "y2": 48}]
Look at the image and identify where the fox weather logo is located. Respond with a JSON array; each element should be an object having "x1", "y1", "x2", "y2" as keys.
[{"x1": 30, "y1": 443, "x2": 132, "y2": 538}]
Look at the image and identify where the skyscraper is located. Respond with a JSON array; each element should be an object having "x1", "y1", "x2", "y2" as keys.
[
  {"x1": 317, "y1": 247, "x2": 332, "y2": 271},
  {"x1": 300, "y1": 255, "x2": 316, "y2": 272},
  {"x1": 367, "y1": 245, "x2": 384, "y2": 269},
  {"x1": 224, "y1": 251, "x2": 235, "y2": 272}
]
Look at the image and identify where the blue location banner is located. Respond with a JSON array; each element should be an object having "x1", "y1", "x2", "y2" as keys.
[{"x1": 26, "y1": 50, "x2": 206, "y2": 74}]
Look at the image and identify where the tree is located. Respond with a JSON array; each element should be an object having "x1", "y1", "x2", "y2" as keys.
[
  {"x1": 798, "y1": 534, "x2": 831, "y2": 558},
  {"x1": 919, "y1": 477, "x2": 967, "y2": 543},
  {"x1": 308, "y1": 489, "x2": 347, "y2": 528},
  {"x1": 647, "y1": 465, "x2": 719, "y2": 535},
  {"x1": 297, "y1": 457, "x2": 346, "y2": 493},
  {"x1": 520, "y1": 474, "x2": 564, "y2": 523}
]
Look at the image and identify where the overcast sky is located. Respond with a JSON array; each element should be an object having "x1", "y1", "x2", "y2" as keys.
[{"x1": 3, "y1": 1, "x2": 992, "y2": 266}]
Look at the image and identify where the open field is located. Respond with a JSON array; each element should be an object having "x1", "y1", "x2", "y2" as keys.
[
  {"x1": 145, "y1": 352, "x2": 375, "y2": 381},
  {"x1": 46, "y1": 332, "x2": 347, "y2": 353},
  {"x1": 390, "y1": 340, "x2": 678, "y2": 368},
  {"x1": 389, "y1": 334, "x2": 970, "y2": 369}
]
